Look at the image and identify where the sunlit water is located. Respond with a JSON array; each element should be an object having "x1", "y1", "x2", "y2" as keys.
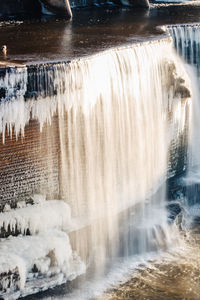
[
  {"x1": 93, "y1": 23, "x2": 200, "y2": 300},
  {"x1": 99, "y1": 232, "x2": 200, "y2": 300}
]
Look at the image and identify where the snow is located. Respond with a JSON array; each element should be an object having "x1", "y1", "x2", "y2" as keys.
[
  {"x1": 0, "y1": 199, "x2": 72, "y2": 235},
  {"x1": 0, "y1": 230, "x2": 86, "y2": 296},
  {"x1": 0, "y1": 199, "x2": 86, "y2": 298}
]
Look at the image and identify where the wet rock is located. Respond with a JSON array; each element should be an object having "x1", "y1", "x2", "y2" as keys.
[
  {"x1": 40, "y1": 0, "x2": 72, "y2": 18},
  {"x1": 164, "y1": 61, "x2": 191, "y2": 100},
  {"x1": 174, "y1": 79, "x2": 191, "y2": 99},
  {"x1": 0, "y1": 267, "x2": 20, "y2": 295},
  {"x1": 175, "y1": 210, "x2": 184, "y2": 230}
]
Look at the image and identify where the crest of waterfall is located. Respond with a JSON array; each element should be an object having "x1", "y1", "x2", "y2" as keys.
[{"x1": 0, "y1": 37, "x2": 192, "y2": 289}]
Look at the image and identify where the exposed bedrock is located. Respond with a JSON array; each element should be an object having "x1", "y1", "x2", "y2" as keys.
[{"x1": 40, "y1": 0, "x2": 72, "y2": 18}]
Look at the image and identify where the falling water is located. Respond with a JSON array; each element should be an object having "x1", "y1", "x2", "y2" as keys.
[
  {"x1": 0, "y1": 38, "x2": 192, "y2": 298},
  {"x1": 168, "y1": 24, "x2": 200, "y2": 208},
  {"x1": 97, "y1": 25, "x2": 200, "y2": 300},
  {"x1": 168, "y1": 24, "x2": 200, "y2": 75}
]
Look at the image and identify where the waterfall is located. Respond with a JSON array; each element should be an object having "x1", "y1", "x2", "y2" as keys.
[
  {"x1": 0, "y1": 38, "x2": 192, "y2": 298},
  {"x1": 168, "y1": 24, "x2": 200, "y2": 76},
  {"x1": 168, "y1": 25, "x2": 200, "y2": 172},
  {"x1": 168, "y1": 24, "x2": 200, "y2": 224}
]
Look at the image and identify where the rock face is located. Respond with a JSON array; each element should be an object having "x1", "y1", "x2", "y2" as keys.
[{"x1": 40, "y1": 0, "x2": 72, "y2": 18}]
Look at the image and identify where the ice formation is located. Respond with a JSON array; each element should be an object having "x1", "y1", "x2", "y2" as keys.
[
  {"x1": 0, "y1": 200, "x2": 72, "y2": 235},
  {"x1": 0, "y1": 199, "x2": 86, "y2": 298}
]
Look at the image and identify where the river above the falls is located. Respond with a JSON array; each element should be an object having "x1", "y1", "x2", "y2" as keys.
[{"x1": 0, "y1": 2, "x2": 200, "y2": 64}]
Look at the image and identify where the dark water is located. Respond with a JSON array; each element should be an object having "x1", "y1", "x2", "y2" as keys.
[{"x1": 0, "y1": 3, "x2": 200, "y2": 63}]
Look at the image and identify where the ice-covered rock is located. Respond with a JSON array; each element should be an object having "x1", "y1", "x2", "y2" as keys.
[
  {"x1": 0, "y1": 230, "x2": 86, "y2": 298},
  {"x1": 0, "y1": 200, "x2": 72, "y2": 237}
]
